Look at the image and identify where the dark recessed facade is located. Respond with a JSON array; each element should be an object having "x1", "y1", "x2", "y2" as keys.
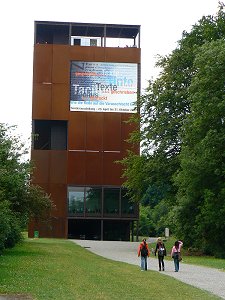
[{"x1": 28, "y1": 21, "x2": 141, "y2": 241}]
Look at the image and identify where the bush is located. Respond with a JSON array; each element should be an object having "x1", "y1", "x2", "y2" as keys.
[{"x1": 0, "y1": 200, "x2": 22, "y2": 254}]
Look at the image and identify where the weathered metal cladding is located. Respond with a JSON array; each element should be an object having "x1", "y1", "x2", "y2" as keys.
[
  {"x1": 103, "y1": 113, "x2": 121, "y2": 150},
  {"x1": 29, "y1": 216, "x2": 67, "y2": 238},
  {"x1": 31, "y1": 42, "x2": 140, "y2": 238},
  {"x1": 33, "y1": 44, "x2": 53, "y2": 83},
  {"x1": 51, "y1": 84, "x2": 69, "y2": 120},
  {"x1": 49, "y1": 183, "x2": 67, "y2": 217},
  {"x1": 49, "y1": 151, "x2": 67, "y2": 184},
  {"x1": 85, "y1": 152, "x2": 103, "y2": 185},
  {"x1": 68, "y1": 112, "x2": 86, "y2": 150},
  {"x1": 67, "y1": 152, "x2": 86, "y2": 184},
  {"x1": 86, "y1": 113, "x2": 104, "y2": 150},
  {"x1": 32, "y1": 83, "x2": 52, "y2": 119},
  {"x1": 121, "y1": 113, "x2": 140, "y2": 155},
  {"x1": 31, "y1": 150, "x2": 50, "y2": 184},
  {"x1": 102, "y1": 152, "x2": 124, "y2": 186},
  {"x1": 31, "y1": 150, "x2": 67, "y2": 184}
]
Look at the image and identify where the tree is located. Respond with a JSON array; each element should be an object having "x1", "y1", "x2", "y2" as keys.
[
  {"x1": 121, "y1": 4, "x2": 225, "y2": 253},
  {"x1": 0, "y1": 123, "x2": 53, "y2": 252},
  {"x1": 174, "y1": 39, "x2": 225, "y2": 256}
]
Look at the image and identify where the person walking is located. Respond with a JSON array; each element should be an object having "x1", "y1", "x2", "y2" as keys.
[
  {"x1": 171, "y1": 240, "x2": 183, "y2": 272},
  {"x1": 138, "y1": 238, "x2": 150, "y2": 271},
  {"x1": 155, "y1": 237, "x2": 166, "y2": 271}
]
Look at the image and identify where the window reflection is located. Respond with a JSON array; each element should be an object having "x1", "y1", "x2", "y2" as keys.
[
  {"x1": 68, "y1": 187, "x2": 84, "y2": 215},
  {"x1": 104, "y1": 188, "x2": 119, "y2": 215},
  {"x1": 67, "y1": 186, "x2": 137, "y2": 217},
  {"x1": 86, "y1": 187, "x2": 101, "y2": 215},
  {"x1": 121, "y1": 189, "x2": 134, "y2": 215}
]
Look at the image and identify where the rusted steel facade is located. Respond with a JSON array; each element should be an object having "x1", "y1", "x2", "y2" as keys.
[{"x1": 29, "y1": 21, "x2": 140, "y2": 240}]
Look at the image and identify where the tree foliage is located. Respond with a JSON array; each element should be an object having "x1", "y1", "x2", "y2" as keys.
[
  {"x1": 121, "y1": 3, "x2": 225, "y2": 256},
  {"x1": 0, "y1": 124, "x2": 53, "y2": 253},
  {"x1": 174, "y1": 39, "x2": 225, "y2": 256}
]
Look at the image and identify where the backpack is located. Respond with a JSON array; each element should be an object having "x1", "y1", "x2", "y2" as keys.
[
  {"x1": 158, "y1": 247, "x2": 165, "y2": 256},
  {"x1": 140, "y1": 243, "x2": 148, "y2": 257}
]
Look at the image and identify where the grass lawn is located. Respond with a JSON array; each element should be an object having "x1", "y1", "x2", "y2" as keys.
[{"x1": 0, "y1": 238, "x2": 221, "y2": 300}]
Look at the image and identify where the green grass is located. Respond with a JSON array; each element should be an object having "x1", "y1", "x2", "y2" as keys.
[{"x1": 0, "y1": 238, "x2": 221, "y2": 300}]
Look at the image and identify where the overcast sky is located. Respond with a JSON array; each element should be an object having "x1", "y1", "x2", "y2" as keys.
[{"x1": 0, "y1": 0, "x2": 219, "y2": 148}]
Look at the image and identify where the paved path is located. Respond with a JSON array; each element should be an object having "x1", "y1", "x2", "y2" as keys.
[{"x1": 72, "y1": 239, "x2": 225, "y2": 299}]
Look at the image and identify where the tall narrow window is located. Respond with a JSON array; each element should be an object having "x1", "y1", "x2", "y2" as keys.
[
  {"x1": 121, "y1": 188, "x2": 134, "y2": 215},
  {"x1": 86, "y1": 187, "x2": 102, "y2": 215},
  {"x1": 68, "y1": 187, "x2": 84, "y2": 216},
  {"x1": 103, "y1": 188, "x2": 120, "y2": 215}
]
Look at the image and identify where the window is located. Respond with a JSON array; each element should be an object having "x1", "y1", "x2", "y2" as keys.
[
  {"x1": 90, "y1": 39, "x2": 97, "y2": 46},
  {"x1": 104, "y1": 188, "x2": 120, "y2": 215},
  {"x1": 72, "y1": 38, "x2": 81, "y2": 45},
  {"x1": 68, "y1": 187, "x2": 84, "y2": 215},
  {"x1": 121, "y1": 189, "x2": 134, "y2": 215},
  {"x1": 33, "y1": 120, "x2": 67, "y2": 150},
  {"x1": 86, "y1": 187, "x2": 101, "y2": 215},
  {"x1": 67, "y1": 186, "x2": 138, "y2": 217}
]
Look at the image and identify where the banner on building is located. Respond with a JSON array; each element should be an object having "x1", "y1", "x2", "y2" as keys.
[{"x1": 70, "y1": 61, "x2": 137, "y2": 113}]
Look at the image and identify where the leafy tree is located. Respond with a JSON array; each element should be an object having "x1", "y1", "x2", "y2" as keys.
[
  {"x1": 174, "y1": 39, "x2": 225, "y2": 256},
  {"x1": 121, "y1": 151, "x2": 149, "y2": 202},
  {"x1": 121, "y1": 4, "x2": 225, "y2": 254},
  {"x1": 137, "y1": 205, "x2": 156, "y2": 236},
  {"x1": 0, "y1": 123, "x2": 53, "y2": 252}
]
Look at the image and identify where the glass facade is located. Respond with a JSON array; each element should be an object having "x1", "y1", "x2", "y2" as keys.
[
  {"x1": 86, "y1": 187, "x2": 101, "y2": 215},
  {"x1": 68, "y1": 187, "x2": 84, "y2": 215},
  {"x1": 103, "y1": 188, "x2": 120, "y2": 215},
  {"x1": 67, "y1": 186, "x2": 136, "y2": 217},
  {"x1": 121, "y1": 188, "x2": 134, "y2": 215}
]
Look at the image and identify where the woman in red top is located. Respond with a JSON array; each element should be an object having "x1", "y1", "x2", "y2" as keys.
[{"x1": 138, "y1": 238, "x2": 150, "y2": 271}]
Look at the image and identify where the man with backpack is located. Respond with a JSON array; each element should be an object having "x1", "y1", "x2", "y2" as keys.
[{"x1": 138, "y1": 238, "x2": 150, "y2": 271}]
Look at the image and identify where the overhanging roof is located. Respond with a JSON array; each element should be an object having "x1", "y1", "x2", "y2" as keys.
[{"x1": 35, "y1": 21, "x2": 140, "y2": 39}]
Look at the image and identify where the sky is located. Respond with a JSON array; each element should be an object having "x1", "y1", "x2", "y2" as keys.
[{"x1": 0, "y1": 0, "x2": 220, "y2": 149}]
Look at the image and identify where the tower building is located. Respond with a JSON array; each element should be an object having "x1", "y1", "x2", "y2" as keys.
[{"x1": 29, "y1": 21, "x2": 141, "y2": 240}]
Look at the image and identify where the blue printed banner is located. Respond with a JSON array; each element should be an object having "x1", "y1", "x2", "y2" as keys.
[{"x1": 70, "y1": 61, "x2": 137, "y2": 113}]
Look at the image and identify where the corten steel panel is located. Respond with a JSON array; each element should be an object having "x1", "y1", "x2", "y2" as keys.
[
  {"x1": 91, "y1": 47, "x2": 107, "y2": 61},
  {"x1": 86, "y1": 113, "x2": 103, "y2": 150},
  {"x1": 30, "y1": 217, "x2": 66, "y2": 238},
  {"x1": 31, "y1": 150, "x2": 50, "y2": 183},
  {"x1": 104, "y1": 47, "x2": 141, "y2": 63},
  {"x1": 49, "y1": 183, "x2": 67, "y2": 218},
  {"x1": 52, "y1": 45, "x2": 70, "y2": 83},
  {"x1": 103, "y1": 113, "x2": 121, "y2": 151},
  {"x1": 69, "y1": 46, "x2": 140, "y2": 63},
  {"x1": 85, "y1": 152, "x2": 103, "y2": 185},
  {"x1": 68, "y1": 112, "x2": 86, "y2": 150},
  {"x1": 49, "y1": 217, "x2": 67, "y2": 238},
  {"x1": 70, "y1": 46, "x2": 106, "y2": 61},
  {"x1": 32, "y1": 83, "x2": 52, "y2": 119},
  {"x1": 31, "y1": 183, "x2": 49, "y2": 193},
  {"x1": 121, "y1": 113, "x2": 140, "y2": 154},
  {"x1": 67, "y1": 152, "x2": 86, "y2": 185},
  {"x1": 52, "y1": 83, "x2": 69, "y2": 119},
  {"x1": 103, "y1": 152, "x2": 124, "y2": 185},
  {"x1": 49, "y1": 151, "x2": 67, "y2": 184},
  {"x1": 33, "y1": 44, "x2": 53, "y2": 83}
]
